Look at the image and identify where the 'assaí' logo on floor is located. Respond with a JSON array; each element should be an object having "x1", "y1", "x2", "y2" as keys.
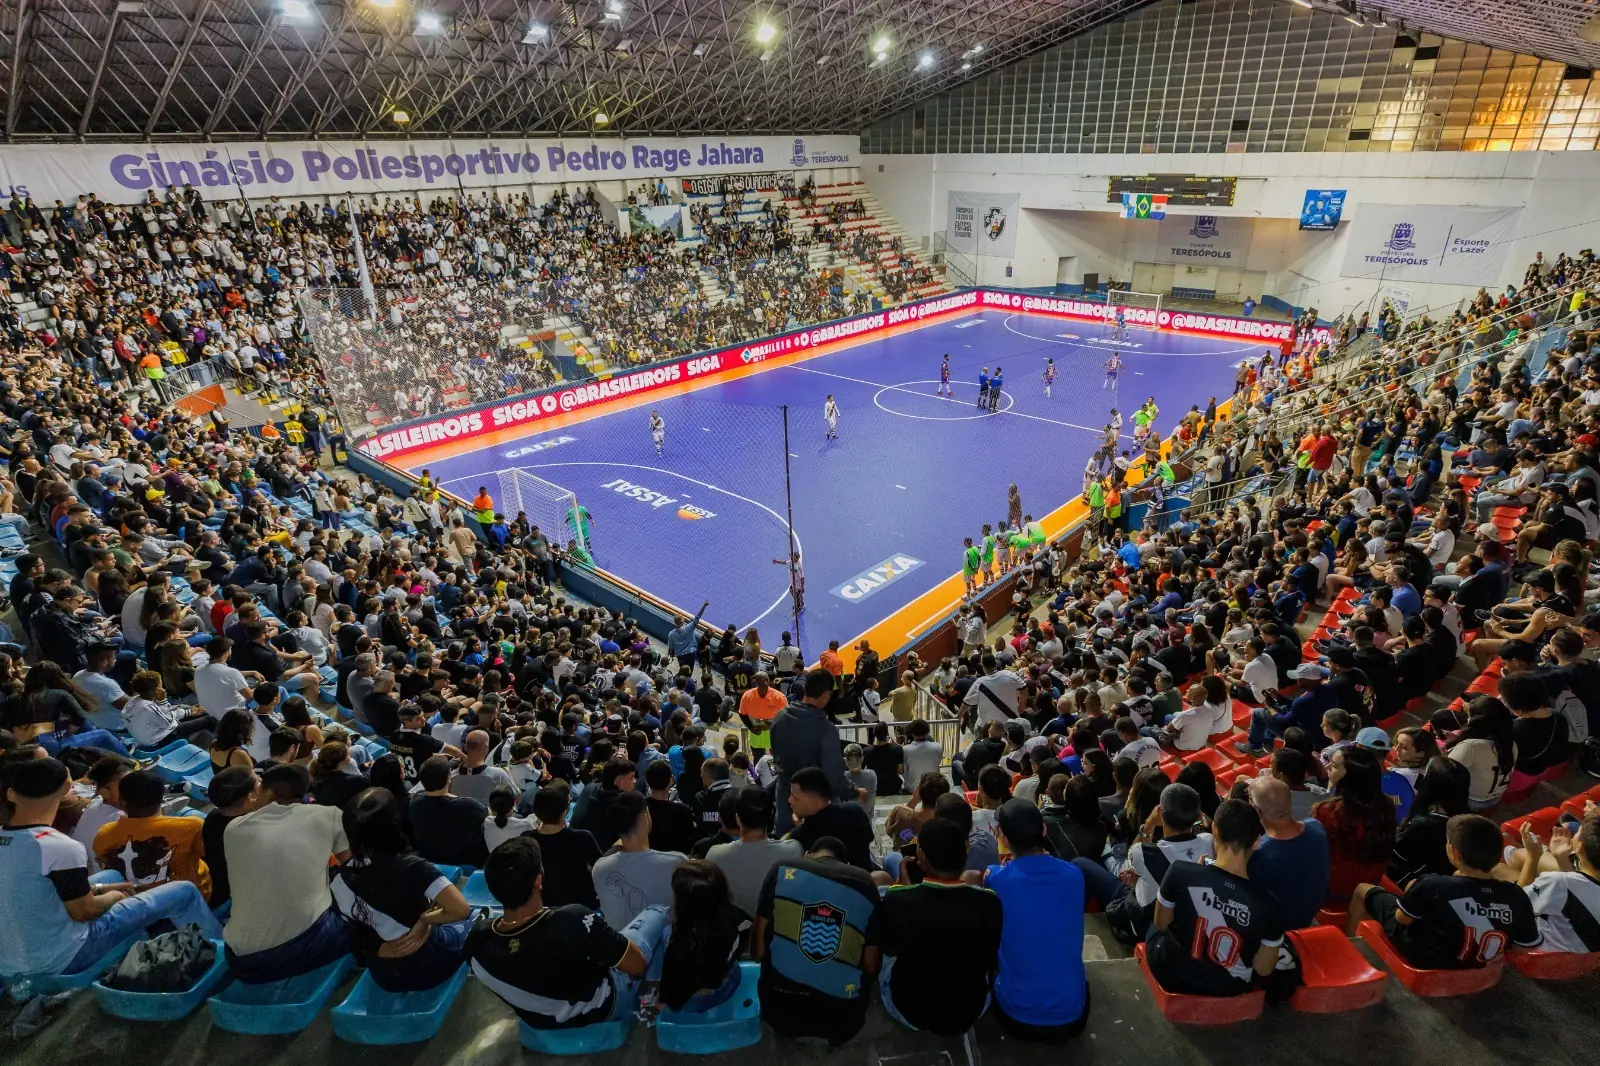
[{"x1": 599, "y1": 478, "x2": 716, "y2": 520}]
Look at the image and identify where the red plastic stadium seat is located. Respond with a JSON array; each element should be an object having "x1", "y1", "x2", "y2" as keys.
[
  {"x1": 1314, "y1": 905, "x2": 1348, "y2": 929},
  {"x1": 1158, "y1": 755, "x2": 1181, "y2": 782},
  {"x1": 1232, "y1": 700, "x2": 1257, "y2": 730},
  {"x1": 1465, "y1": 673, "x2": 1500, "y2": 697},
  {"x1": 1507, "y1": 950, "x2": 1600, "y2": 980},
  {"x1": 1501, "y1": 807, "x2": 1562, "y2": 847},
  {"x1": 1403, "y1": 696, "x2": 1428, "y2": 714},
  {"x1": 1357, "y1": 921, "x2": 1505, "y2": 997},
  {"x1": 1335, "y1": 587, "x2": 1362, "y2": 604},
  {"x1": 1286, "y1": 927, "x2": 1387, "y2": 1013},
  {"x1": 1134, "y1": 944, "x2": 1265, "y2": 1025},
  {"x1": 1182, "y1": 747, "x2": 1236, "y2": 775}
]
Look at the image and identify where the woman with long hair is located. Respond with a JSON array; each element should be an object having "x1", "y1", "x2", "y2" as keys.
[
  {"x1": 310, "y1": 740, "x2": 370, "y2": 810},
  {"x1": 368, "y1": 754, "x2": 414, "y2": 838},
  {"x1": 5, "y1": 661, "x2": 97, "y2": 743},
  {"x1": 1313, "y1": 745, "x2": 1398, "y2": 901},
  {"x1": 209, "y1": 710, "x2": 257, "y2": 772},
  {"x1": 1446, "y1": 695, "x2": 1518, "y2": 810},
  {"x1": 1387, "y1": 757, "x2": 1471, "y2": 888},
  {"x1": 330, "y1": 787, "x2": 472, "y2": 991},
  {"x1": 657, "y1": 859, "x2": 743, "y2": 1012}
]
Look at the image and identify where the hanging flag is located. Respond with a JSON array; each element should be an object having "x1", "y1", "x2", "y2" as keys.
[{"x1": 1120, "y1": 193, "x2": 1167, "y2": 220}]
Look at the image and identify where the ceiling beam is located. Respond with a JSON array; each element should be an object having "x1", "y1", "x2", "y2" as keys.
[
  {"x1": 77, "y1": 3, "x2": 132, "y2": 139},
  {"x1": 145, "y1": 0, "x2": 214, "y2": 137},
  {"x1": 5, "y1": 0, "x2": 34, "y2": 139},
  {"x1": 200, "y1": 11, "x2": 283, "y2": 138},
  {"x1": 258, "y1": 6, "x2": 358, "y2": 136}
]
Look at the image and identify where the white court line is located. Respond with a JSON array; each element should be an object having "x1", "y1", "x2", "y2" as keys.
[
  {"x1": 1001, "y1": 314, "x2": 1270, "y2": 358},
  {"x1": 790, "y1": 365, "x2": 1108, "y2": 435}
]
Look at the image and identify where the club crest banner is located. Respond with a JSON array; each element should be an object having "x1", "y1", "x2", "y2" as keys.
[
  {"x1": 1339, "y1": 204, "x2": 1522, "y2": 286},
  {"x1": 946, "y1": 191, "x2": 1020, "y2": 259}
]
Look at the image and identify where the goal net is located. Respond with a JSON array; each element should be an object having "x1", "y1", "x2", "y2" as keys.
[
  {"x1": 492, "y1": 468, "x2": 589, "y2": 559},
  {"x1": 1109, "y1": 289, "x2": 1163, "y2": 331}
]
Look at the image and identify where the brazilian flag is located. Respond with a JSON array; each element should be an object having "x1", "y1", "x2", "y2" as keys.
[{"x1": 1120, "y1": 193, "x2": 1167, "y2": 220}]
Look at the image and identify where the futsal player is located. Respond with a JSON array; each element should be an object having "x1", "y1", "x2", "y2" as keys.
[
  {"x1": 962, "y1": 537, "x2": 981, "y2": 595},
  {"x1": 977, "y1": 367, "x2": 990, "y2": 408},
  {"x1": 773, "y1": 551, "x2": 805, "y2": 613},
  {"x1": 1113, "y1": 306, "x2": 1127, "y2": 339},
  {"x1": 649, "y1": 409, "x2": 665, "y2": 455},
  {"x1": 1103, "y1": 352, "x2": 1123, "y2": 388},
  {"x1": 824, "y1": 394, "x2": 840, "y2": 439},
  {"x1": 1042, "y1": 357, "x2": 1056, "y2": 398},
  {"x1": 988, "y1": 366, "x2": 1003, "y2": 411},
  {"x1": 939, "y1": 354, "x2": 953, "y2": 397}
]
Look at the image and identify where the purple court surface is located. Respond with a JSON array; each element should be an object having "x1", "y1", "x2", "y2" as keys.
[{"x1": 414, "y1": 311, "x2": 1258, "y2": 652}]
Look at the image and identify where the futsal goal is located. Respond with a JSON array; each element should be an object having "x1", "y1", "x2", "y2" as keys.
[
  {"x1": 1108, "y1": 289, "x2": 1163, "y2": 330},
  {"x1": 493, "y1": 468, "x2": 590, "y2": 557}
]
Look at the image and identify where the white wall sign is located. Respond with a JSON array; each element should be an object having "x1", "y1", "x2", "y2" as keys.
[
  {"x1": 1153, "y1": 213, "x2": 1253, "y2": 265},
  {"x1": 0, "y1": 135, "x2": 860, "y2": 205},
  {"x1": 1339, "y1": 203, "x2": 1522, "y2": 286},
  {"x1": 946, "y1": 191, "x2": 1020, "y2": 259}
]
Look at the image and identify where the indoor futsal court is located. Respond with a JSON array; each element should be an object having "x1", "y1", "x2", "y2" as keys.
[{"x1": 412, "y1": 310, "x2": 1262, "y2": 650}]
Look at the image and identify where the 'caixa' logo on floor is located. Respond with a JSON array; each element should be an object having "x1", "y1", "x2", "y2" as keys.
[{"x1": 830, "y1": 554, "x2": 925, "y2": 602}]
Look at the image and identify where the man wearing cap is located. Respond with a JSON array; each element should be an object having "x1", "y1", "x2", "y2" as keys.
[
  {"x1": 1235, "y1": 663, "x2": 1339, "y2": 757},
  {"x1": 1354, "y1": 726, "x2": 1417, "y2": 820},
  {"x1": 982, "y1": 799, "x2": 1090, "y2": 1040}
]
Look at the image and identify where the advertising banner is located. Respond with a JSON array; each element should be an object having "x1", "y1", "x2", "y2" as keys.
[
  {"x1": 0, "y1": 135, "x2": 859, "y2": 205},
  {"x1": 680, "y1": 172, "x2": 786, "y2": 196},
  {"x1": 977, "y1": 290, "x2": 1331, "y2": 347},
  {"x1": 1300, "y1": 189, "x2": 1346, "y2": 231},
  {"x1": 1153, "y1": 214, "x2": 1253, "y2": 265},
  {"x1": 359, "y1": 290, "x2": 982, "y2": 461},
  {"x1": 946, "y1": 191, "x2": 1021, "y2": 259},
  {"x1": 1338, "y1": 204, "x2": 1522, "y2": 286}
]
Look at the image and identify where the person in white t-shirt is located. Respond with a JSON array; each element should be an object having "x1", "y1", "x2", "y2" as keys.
[
  {"x1": 194, "y1": 635, "x2": 259, "y2": 719},
  {"x1": 962, "y1": 655, "x2": 1023, "y2": 727},
  {"x1": 1113, "y1": 717, "x2": 1162, "y2": 769},
  {"x1": 1160, "y1": 684, "x2": 1218, "y2": 752},
  {"x1": 223, "y1": 763, "x2": 353, "y2": 982},
  {"x1": 72, "y1": 644, "x2": 128, "y2": 732}
]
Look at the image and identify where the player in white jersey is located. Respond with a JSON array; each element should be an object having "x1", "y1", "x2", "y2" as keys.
[
  {"x1": 1109, "y1": 407, "x2": 1123, "y2": 435},
  {"x1": 1042, "y1": 358, "x2": 1057, "y2": 398},
  {"x1": 649, "y1": 410, "x2": 665, "y2": 455},
  {"x1": 824, "y1": 394, "x2": 840, "y2": 439}
]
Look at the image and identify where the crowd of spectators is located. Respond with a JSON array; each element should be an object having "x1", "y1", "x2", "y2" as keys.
[{"x1": 2, "y1": 176, "x2": 1599, "y2": 1049}]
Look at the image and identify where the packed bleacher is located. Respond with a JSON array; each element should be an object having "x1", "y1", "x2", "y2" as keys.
[{"x1": 2, "y1": 179, "x2": 1599, "y2": 1049}]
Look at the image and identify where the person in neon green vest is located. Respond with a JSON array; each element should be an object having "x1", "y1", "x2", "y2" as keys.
[
  {"x1": 980, "y1": 523, "x2": 997, "y2": 584},
  {"x1": 1156, "y1": 459, "x2": 1176, "y2": 484},
  {"x1": 1026, "y1": 516, "x2": 1046, "y2": 548},
  {"x1": 962, "y1": 536, "x2": 981, "y2": 595}
]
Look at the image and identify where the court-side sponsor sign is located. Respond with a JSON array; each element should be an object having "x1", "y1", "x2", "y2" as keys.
[
  {"x1": 361, "y1": 290, "x2": 981, "y2": 461},
  {"x1": 0, "y1": 135, "x2": 859, "y2": 204},
  {"x1": 978, "y1": 292, "x2": 1331, "y2": 347},
  {"x1": 830, "y1": 555, "x2": 927, "y2": 602}
]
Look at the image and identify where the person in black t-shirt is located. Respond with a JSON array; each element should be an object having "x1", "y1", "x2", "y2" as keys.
[
  {"x1": 331, "y1": 787, "x2": 473, "y2": 991},
  {"x1": 202, "y1": 765, "x2": 262, "y2": 908},
  {"x1": 529, "y1": 785, "x2": 602, "y2": 909},
  {"x1": 865, "y1": 724, "x2": 905, "y2": 796},
  {"x1": 1352, "y1": 813, "x2": 1541, "y2": 968},
  {"x1": 643, "y1": 760, "x2": 699, "y2": 855},
  {"x1": 1500, "y1": 673, "x2": 1572, "y2": 777},
  {"x1": 386, "y1": 702, "x2": 464, "y2": 787},
  {"x1": 468, "y1": 836, "x2": 666, "y2": 1029},
  {"x1": 410, "y1": 756, "x2": 489, "y2": 867},
  {"x1": 787, "y1": 766, "x2": 878, "y2": 872},
  {"x1": 878, "y1": 817, "x2": 1002, "y2": 1033},
  {"x1": 689, "y1": 790, "x2": 740, "y2": 860},
  {"x1": 363, "y1": 671, "x2": 404, "y2": 739},
  {"x1": 1147, "y1": 799, "x2": 1285, "y2": 997}
]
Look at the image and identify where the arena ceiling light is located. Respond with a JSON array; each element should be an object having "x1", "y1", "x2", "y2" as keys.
[
  {"x1": 603, "y1": 1, "x2": 625, "y2": 21},
  {"x1": 416, "y1": 12, "x2": 442, "y2": 32},
  {"x1": 755, "y1": 22, "x2": 778, "y2": 45},
  {"x1": 594, "y1": 111, "x2": 610, "y2": 125},
  {"x1": 523, "y1": 22, "x2": 549, "y2": 43},
  {"x1": 368, "y1": 0, "x2": 397, "y2": 8},
  {"x1": 391, "y1": 108, "x2": 411, "y2": 124},
  {"x1": 282, "y1": 0, "x2": 310, "y2": 18},
  {"x1": 917, "y1": 52, "x2": 934, "y2": 69},
  {"x1": 872, "y1": 34, "x2": 892, "y2": 53}
]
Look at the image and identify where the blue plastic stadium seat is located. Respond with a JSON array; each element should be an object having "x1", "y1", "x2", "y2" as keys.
[
  {"x1": 519, "y1": 1016, "x2": 633, "y2": 1055},
  {"x1": 154, "y1": 744, "x2": 210, "y2": 783},
  {"x1": 185, "y1": 766, "x2": 215, "y2": 802},
  {"x1": 208, "y1": 955, "x2": 355, "y2": 1035},
  {"x1": 93, "y1": 941, "x2": 229, "y2": 1021},
  {"x1": 7, "y1": 935, "x2": 143, "y2": 997},
  {"x1": 656, "y1": 962, "x2": 761, "y2": 1053},
  {"x1": 329, "y1": 964, "x2": 470, "y2": 1045},
  {"x1": 461, "y1": 870, "x2": 499, "y2": 912},
  {"x1": 432, "y1": 865, "x2": 472, "y2": 884},
  {"x1": 132, "y1": 737, "x2": 189, "y2": 760},
  {"x1": 318, "y1": 685, "x2": 340, "y2": 705}
]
